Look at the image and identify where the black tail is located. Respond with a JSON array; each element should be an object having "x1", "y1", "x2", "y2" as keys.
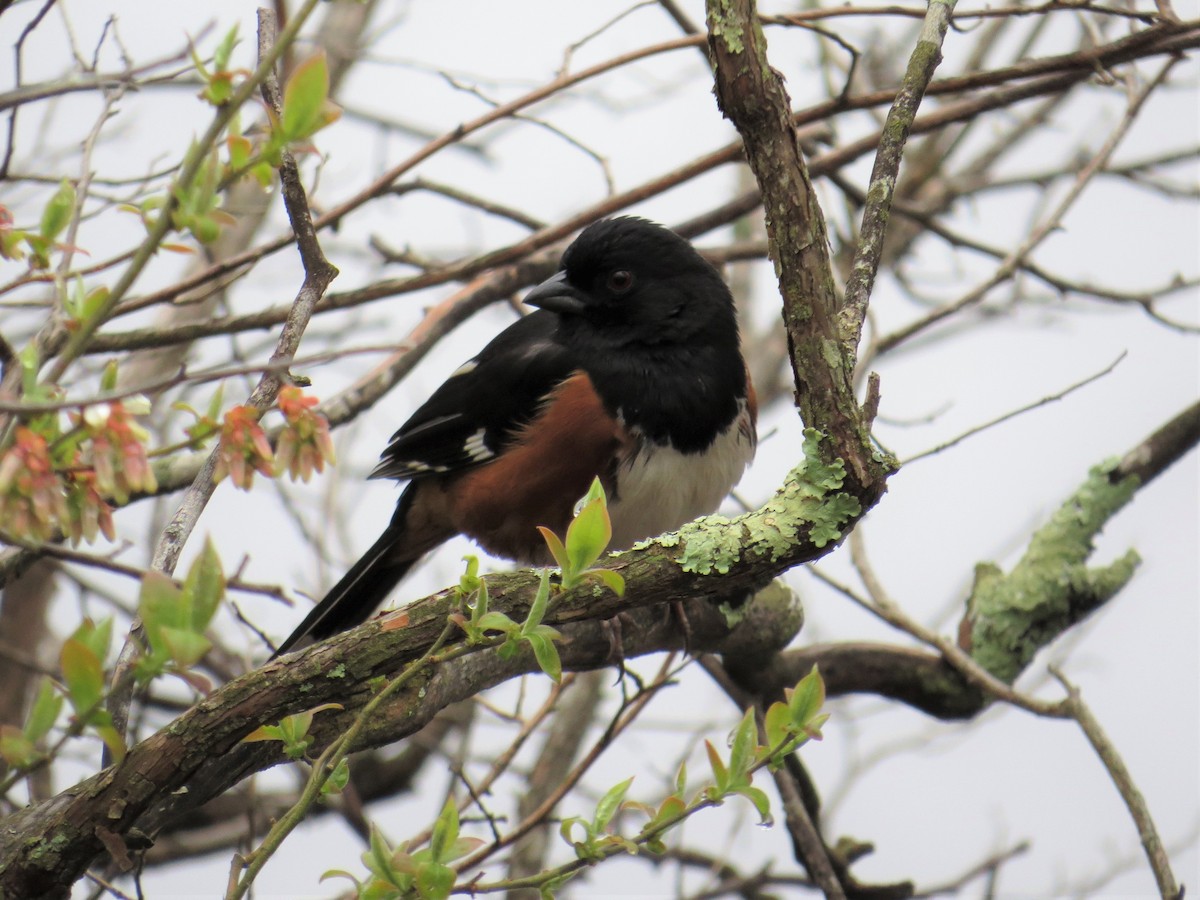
[{"x1": 271, "y1": 489, "x2": 421, "y2": 659}]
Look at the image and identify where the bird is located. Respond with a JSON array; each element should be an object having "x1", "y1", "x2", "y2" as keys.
[{"x1": 272, "y1": 217, "x2": 757, "y2": 658}]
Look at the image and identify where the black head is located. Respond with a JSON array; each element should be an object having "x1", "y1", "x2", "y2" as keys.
[{"x1": 524, "y1": 217, "x2": 738, "y2": 349}]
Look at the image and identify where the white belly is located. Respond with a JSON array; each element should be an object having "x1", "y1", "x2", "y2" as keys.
[{"x1": 607, "y1": 404, "x2": 755, "y2": 549}]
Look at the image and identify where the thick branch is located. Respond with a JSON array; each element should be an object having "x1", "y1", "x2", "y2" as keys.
[
  {"x1": 0, "y1": 557, "x2": 805, "y2": 898},
  {"x1": 707, "y1": 0, "x2": 885, "y2": 491}
]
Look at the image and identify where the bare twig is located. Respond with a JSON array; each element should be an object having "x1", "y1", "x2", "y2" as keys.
[
  {"x1": 877, "y1": 57, "x2": 1182, "y2": 354},
  {"x1": 1050, "y1": 668, "x2": 1181, "y2": 899},
  {"x1": 903, "y1": 352, "x2": 1127, "y2": 464},
  {"x1": 453, "y1": 656, "x2": 680, "y2": 875},
  {"x1": 105, "y1": 4, "x2": 337, "y2": 751},
  {"x1": 506, "y1": 670, "x2": 605, "y2": 889},
  {"x1": 93, "y1": 21, "x2": 1199, "y2": 329},
  {"x1": 767, "y1": 755, "x2": 846, "y2": 900},
  {"x1": 842, "y1": 0, "x2": 958, "y2": 356},
  {"x1": 1114, "y1": 398, "x2": 1200, "y2": 485},
  {"x1": 2, "y1": 0, "x2": 71, "y2": 180}
]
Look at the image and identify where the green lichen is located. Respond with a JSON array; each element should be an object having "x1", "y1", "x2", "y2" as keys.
[
  {"x1": 706, "y1": 0, "x2": 745, "y2": 54},
  {"x1": 678, "y1": 513, "x2": 744, "y2": 575},
  {"x1": 966, "y1": 461, "x2": 1142, "y2": 683},
  {"x1": 820, "y1": 338, "x2": 844, "y2": 372},
  {"x1": 674, "y1": 429, "x2": 862, "y2": 575},
  {"x1": 327, "y1": 663, "x2": 346, "y2": 679},
  {"x1": 717, "y1": 598, "x2": 748, "y2": 628}
]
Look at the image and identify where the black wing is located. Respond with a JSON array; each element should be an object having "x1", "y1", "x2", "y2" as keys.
[{"x1": 369, "y1": 311, "x2": 576, "y2": 481}]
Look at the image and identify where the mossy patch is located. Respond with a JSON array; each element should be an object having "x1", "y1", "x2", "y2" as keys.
[{"x1": 663, "y1": 429, "x2": 862, "y2": 575}]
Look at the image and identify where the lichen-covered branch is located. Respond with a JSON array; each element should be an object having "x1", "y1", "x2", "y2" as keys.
[
  {"x1": 962, "y1": 463, "x2": 1141, "y2": 683},
  {"x1": 705, "y1": 0, "x2": 889, "y2": 493},
  {"x1": 0, "y1": 551, "x2": 807, "y2": 898},
  {"x1": 0, "y1": 429, "x2": 851, "y2": 895}
]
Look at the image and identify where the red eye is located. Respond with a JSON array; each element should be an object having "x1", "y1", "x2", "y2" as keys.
[{"x1": 607, "y1": 270, "x2": 634, "y2": 293}]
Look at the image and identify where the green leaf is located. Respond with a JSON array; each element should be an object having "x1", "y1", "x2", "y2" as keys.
[
  {"x1": 648, "y1": 794, "x2": 686, "y2": 830},
  {"x1": 525, "y1": 632, "x2": 561, "y2": 683},
  {"x1": 539, "y1": 872, "x2": 577, "y2": 898},
  {"x1": 593, "y1": 777, "x2": 633, "y2": 832},
  {"x1": 788, "y1": 665, "x2": 825, "y2": 729},
  {"x1": 39, "y1": 179, "x2": 75, "y2": 242},
  {"x1": 735, "y1": 785, "x2": 773, "y2": 825},
  {"x1": 205, "y1": 383, "x2": 225, "y2": 423},
  {"x1": 82, "y1": 286, "x2": 109, "y2": 323},
  {"x1": 318, "y1": 868, "x2": 359, "y2": 889},
  {"x1": 93, "y1": 718, "x2": 126, "y2": 764},
  {"x1": 0, "y1": 726, "x2": 36, "y2": 767},
  {"x1": 321, "y1": 757, "x2": 350, "y2": 796},
  {"x1": 537, "y1": 526, "x2": 568, "y2": 571},
  {"x1": 69, "y1": 617, "x2": 112, "y2": 666},
  {"x1": 429, "y1": 797, "x2": 459, "y2": 863},
  {"x1": 496, "y1": 635, "x2": 522, "y2": 661},
  {"x1": 190, "y1": 213, "x2": 221, "y2": 244},
  {"x1": 139, "y1": 572, "x2": 185, "y2": 660},
  {"x1": 579, "y1": 475, "x2": 606, "y2": 507},
  {"x1": 227, "y1": 133, "x2": 252, "y2": 171},
  {"x1": 704, "y1": 740, "x2": 728, "y2": 792},
  {"x1": 468, "y1": 577, "x2": 489, "y2": 627},
  {"x1": 458, "y1": 554, "x2": 480, "y2": 594},
  {"x1": 763, "y1": 700, "x2": 793, "y2": 753},
  {"x1": 559, "y1": 815, "x2": 590, "y2": 848},
  {"x1": 60, "y1": 638, "x2": 104, "y2": 713},
  {"x1": 100, "y1": 359, "x2": 119, "y2": 392},
  {"x1": 564, "y1": 479, "x2": 612, "y2": 576},
  {"x1": 524, "y1": 570, "x2": 552, "y2": 630},
  {"x1": 250, "y1": 160, "x2": 274, "y2": 187},
  {"x1": 727, "y1": 708, "x2": 758, "y2": 779},
  {"x1": 25, "y1": 676, "x2": 63, "y2": 743},
  {"x1": 139, "y1": 571, "x2": 184, "y2": 628},
  {"x1": 364, "y1": 823, "x2": 397, "y2": 883},
  {"x1": 159, "y1": 626, "x2": 212, "y2": 669},
  {"x1": 360, "y1": 880, "x2": 402, "y2": 900},
  {"x1": 24, "y1": 233, "x2": 51, "y2": 269},
  {"x1": 213, "y1": 24, "x2": 239, "y2": 70},
  {"x1": 475, "y1": 611, "x2": 517, "y2": 635},
  {"x1": 183, "y1": 537, "x2": 225, "y2": 630},
  {"x1": 282, "y1": 52, "x2": 331, "y2": 141},
  {"x1": 584, "y1": 567, "x2": 625, "y2": 597},
  {"x1": 414, "y1": 861, "x2": 454, "y2": 900}
]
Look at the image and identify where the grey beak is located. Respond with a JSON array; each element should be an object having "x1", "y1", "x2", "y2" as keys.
[{"x1": 523, "y1": 270, "x2": 588, "y2": 316}]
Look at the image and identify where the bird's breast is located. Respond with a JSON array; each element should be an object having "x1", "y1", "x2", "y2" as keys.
[{"x1": 607, "y1": 398, "x2": 755, "y2": 549}]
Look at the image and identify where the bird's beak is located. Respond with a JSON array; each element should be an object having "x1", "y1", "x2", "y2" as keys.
[{"x1": 523, "y1": 270, "x2": 588, "y2": 316}]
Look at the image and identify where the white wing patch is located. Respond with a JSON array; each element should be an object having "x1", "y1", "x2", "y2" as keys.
[
  {"x1": 395, "y1": 460, "x2": 450, "y2": 474},
  {"x1": 462, "y1": 427, "x2": 494, "y2": 463},
  {"x1": 607, "y1": 399, "x2": 756, "y2": 550}
]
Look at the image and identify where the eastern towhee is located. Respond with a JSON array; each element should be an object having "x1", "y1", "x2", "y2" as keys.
[{"x1": 273, "y1": 217, "x2": 756, "y2": 657}]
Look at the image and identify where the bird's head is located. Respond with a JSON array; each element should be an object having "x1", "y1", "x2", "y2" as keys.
[{"x1": 524, "y1": 217, "x2": 737, "y2": 348}]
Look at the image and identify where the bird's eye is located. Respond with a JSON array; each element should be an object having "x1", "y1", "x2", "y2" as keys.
[{"x1": 607, "y1": 270, "x2": 635, "y2": 293}]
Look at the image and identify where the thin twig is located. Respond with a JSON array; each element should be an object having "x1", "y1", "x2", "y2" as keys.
[
  {"x1": 903, "y1": 352, "x2": 1126, "y2": 464},
  {"x1": 877, "y1": 57, "x2": 1182, "y2": 354},
  {"x1": 842, "y1": 0, "x2": 959, "y2": 356},
  {"x1": 104, "y1": 3, "x2": 335, "y2": 753},
  {"x1": 1050, "y1": 668, "x2": 1180, "y2": 899},
  {"x1": 95, "y1": 22, "x2": 1199, "y2": 326}
]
